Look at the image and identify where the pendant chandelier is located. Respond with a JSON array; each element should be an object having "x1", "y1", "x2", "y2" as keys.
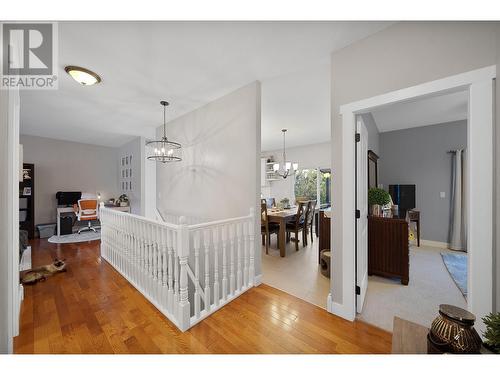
[
  {"x1": 146, "y1": 101, "x2": 182, "y2": 163},
  {"x1": 273, "y1": 129, "x2": 298, "y2": 179}
]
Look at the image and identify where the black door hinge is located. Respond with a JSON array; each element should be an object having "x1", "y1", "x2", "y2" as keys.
[
  {"x1": 355, "y1": 133, "x2": 360, "y2": 142},
  {"x1": 355, "y1": 285, "x2": 361, "y2": 295},
  {"x1": 355, "y1": 209, "x2": 360, "y2": 219}
]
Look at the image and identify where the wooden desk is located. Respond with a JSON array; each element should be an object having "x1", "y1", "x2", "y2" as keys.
[
  {"x1": 267, "y1": 208, "x2": 297, "y2": 257},
  {"x1": 56, "y1": 205, "x2": 130, "y2": 236}
]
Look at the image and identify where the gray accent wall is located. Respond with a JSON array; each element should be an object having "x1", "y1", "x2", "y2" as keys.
[{"x1": 379, "y1": 120, "x2": 467, "y2": 243}]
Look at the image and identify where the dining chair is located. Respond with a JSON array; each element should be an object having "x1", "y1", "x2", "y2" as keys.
[
  {"x1": 261, "y1": 202, "x2": 280, "y2": 254},
  {"x1": 265, "y1": 197, "x2": 276, "y2": 208},
  {"x1": 304, "y1": 200, "x2": 317, "y2": 246},
  {"x1": 285, "y1": 201, "x2": 308, "y2": 252}
]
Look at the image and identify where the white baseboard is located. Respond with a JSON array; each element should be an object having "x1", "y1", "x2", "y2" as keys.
[
  {"x1": 419, "y1": 239, "x2": 449, "y2": 249},
  {"x1": 254, "y1": 273, "x2": 263, "y2": 286},
  {"x1": 327, "y1": 293, "x2": 355, "y2": 321}
]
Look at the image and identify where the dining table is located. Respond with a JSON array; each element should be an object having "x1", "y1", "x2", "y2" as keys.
[{"x1": 266, "y1": 207, "x2": 298, "y2": 257}]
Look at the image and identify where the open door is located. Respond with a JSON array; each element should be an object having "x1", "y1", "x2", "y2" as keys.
[{"x1": 355, "y1": 118, "x2": 368, "y2": 313}]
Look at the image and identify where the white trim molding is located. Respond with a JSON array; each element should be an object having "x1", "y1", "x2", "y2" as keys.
[
  {"x1": 419, "y1": 239, "x2": 449, "y2": 249},
  {"x1": 332, "y1": 66, "x2": 495, "y2": 331},
  {"x1": 254, "y1": 273, "x2": 263, "y2": 286}
]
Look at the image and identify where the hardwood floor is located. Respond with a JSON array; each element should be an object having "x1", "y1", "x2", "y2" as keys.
[{"x1": 14, "y1": 239, "x2": 391, "y2": 354}]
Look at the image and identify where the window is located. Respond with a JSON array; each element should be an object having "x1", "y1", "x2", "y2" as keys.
[
  {"x1": 294, "y1": 169, "x2": 317, "y2": 201},
  {"x1": 294, "y1": 168, "x2": 331, "y2": 208}
]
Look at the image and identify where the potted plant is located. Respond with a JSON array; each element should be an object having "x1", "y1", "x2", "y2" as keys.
[
  {"x1": 368, "y1": 188, "x2": 391, "y2": 216},
  {"x1": 278, "y1": 198, "x2": 290, "y2": 210},
  {"x1": 482, "y1": 312, "x2": 500, "y2": 353}
]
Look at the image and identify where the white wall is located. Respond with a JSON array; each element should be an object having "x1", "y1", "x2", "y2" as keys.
[
  {"x1": 331, "y1": 22, "x2": 499, "y2": 310},
  {"x1": 0, "y1": 86, "x2": 11, "y2": 353},
  {"x1": 19, "y1": 135, "x2": 119, "y2": 225},
  {"x1": 155, "y1": 82, "x2": 261, "y2": 271},
  {"x1": 0, "y1": 85, "x2": 20, "y2": 353},
  {"x1": 261, "y1": 141, "x2": 331, "y2": 202},
  {"x1": 261, "y1": 62, "x2": 330, "y2": 151}
]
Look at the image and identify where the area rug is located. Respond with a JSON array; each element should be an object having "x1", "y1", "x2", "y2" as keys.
[
  {"x1": 441, "y1": 252, "x2": 467, "y2": 298},
  {"x1": 48, "y1": 231, "x2": 100, "y2": 243}
]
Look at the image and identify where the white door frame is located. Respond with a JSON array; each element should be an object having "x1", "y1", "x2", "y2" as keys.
[{"x1": 328, "y1": 66, "x2": 495, "y2": 334}]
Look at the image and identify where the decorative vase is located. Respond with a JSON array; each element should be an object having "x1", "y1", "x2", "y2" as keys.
[
  {"x1": 371, "y1": 204, "x2": 382, "y2": 217},
  {"x1": 428, "y1": 304, "x2": 482, "y2": 354}
]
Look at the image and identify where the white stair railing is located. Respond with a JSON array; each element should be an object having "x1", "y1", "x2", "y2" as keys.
[{"x1": 99, "y1": 203, "x2": 255, "y2": 332}]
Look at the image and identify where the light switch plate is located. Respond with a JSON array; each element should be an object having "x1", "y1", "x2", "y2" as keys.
[{"x1": 440, "y1": 192, "x2": 446, "y2": 198}]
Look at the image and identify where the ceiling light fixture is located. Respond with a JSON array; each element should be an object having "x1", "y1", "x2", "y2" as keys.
[
  {"x1": 146, "y1": 101, "x2": 182, "y2": 163},
  {"x1": 273, "y1": 129, "x2": 298, "y2": 179},
  {"x1": 64, "y1": 65, "x2": 102, "y2": 86}
]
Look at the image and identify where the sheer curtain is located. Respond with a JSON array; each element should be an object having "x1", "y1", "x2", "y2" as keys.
[{"x1": 449, "y1": 149, "x2": 467, "y2": 251}]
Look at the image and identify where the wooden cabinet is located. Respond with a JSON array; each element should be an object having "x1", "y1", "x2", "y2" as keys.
[{"x1": 368, "y1": 216, "x2": 409, "y2": 285}]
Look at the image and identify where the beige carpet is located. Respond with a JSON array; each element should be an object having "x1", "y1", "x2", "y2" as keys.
[
  {"x1": 358, "y1": 245, "x2": 467, "y2": 332},
  {"x1": 261, "y1": 234, "x2": 330, "y2": 309}
]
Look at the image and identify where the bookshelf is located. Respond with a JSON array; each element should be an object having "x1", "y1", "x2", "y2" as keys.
[{"x1": 20, "y1": 163, "x2": 35, "y2": 239}]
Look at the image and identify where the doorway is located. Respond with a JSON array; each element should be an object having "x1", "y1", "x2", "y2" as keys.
[
  {"x1": 355, "y1": 91, "x2": 470, "y2": 331},
  {"x1": 330, "y1": 66, "x2": 495, "y2": 335}
]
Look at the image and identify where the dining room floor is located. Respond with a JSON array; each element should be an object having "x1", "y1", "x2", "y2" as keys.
[{"x1": 261, "y1": 231, "x2": 330, "y2": 309}]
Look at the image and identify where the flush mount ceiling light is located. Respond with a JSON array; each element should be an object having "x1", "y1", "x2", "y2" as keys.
[
  {"x1": 273, "y1": 129, "x2": 298, "y2": 179},
  {"x1": 146, "y1": 101, "x2": 182, "y2": 163},
  {"x1": 64, "y1": 65, "x2": 102, "y2": 86}
]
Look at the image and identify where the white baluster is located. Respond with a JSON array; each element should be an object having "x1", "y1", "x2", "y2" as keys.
[
  {"x1": 221, "y1": 225, "x2": 228, "y2": 301},
  {"x1": 243, "y1": 220, "x2": 249, "y2": 287},
  {"x1": 151, "y1": 224, "x2": 161, "y2": 300},
  {"x1": 173, "y1": 230, "x2": 180, "y2": 320},
  {"x1": 248, "y1": 207, "x2": 255, "y2": 286},
  {"x1": 193, "y1": 230, "x2": 201, "y2": 318},
  {"x1": 161, "y1": 227, "x2": 168, "y2": 310},
  {"x1": 167, "y1": 228, "x2": 174, "y2": 314},
  {"x1": 203, "y1": 229, "x2": 211, "y2": 313},
  {"x1": 213, "y1": 226, "x2": 220, "y2": 307},
  {"x1": 236, "y1": 222, "x2": 242, "y2": 291},
  {"x1": 177, "y1": 216, "x2": 191, "y2": 331},
  {"x1": 229, "y1": 224, "x2": 235, "y2": 295}
]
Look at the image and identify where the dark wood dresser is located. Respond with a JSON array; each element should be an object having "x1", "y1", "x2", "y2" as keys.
[{"x1": 368, "y1": 215, "x2": 409, "y2": 285}]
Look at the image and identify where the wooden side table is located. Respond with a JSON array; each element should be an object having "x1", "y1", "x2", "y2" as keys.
[
  {"x1": 392, "y1": 317, "x2": 429, "y2": 353},
  {"x1": 408, "y1": 210, "x2": 420, "y2": 247}
]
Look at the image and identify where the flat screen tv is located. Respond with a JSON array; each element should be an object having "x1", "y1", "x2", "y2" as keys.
[
  {"x1": 388, "y1": 184, "x2": 415, "y2": 213},
  {"x1": 56, "y1": 191, "x2": 82, "y2": 206}
]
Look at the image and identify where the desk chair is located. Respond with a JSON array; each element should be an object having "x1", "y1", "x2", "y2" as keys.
[{"x1": 75, "y1": 199, "x2": 99, "y2": 234}]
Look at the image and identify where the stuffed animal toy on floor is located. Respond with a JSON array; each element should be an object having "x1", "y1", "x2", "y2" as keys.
[{"x1": 20, "y1": 259, "x2": 67, "y2": 285}]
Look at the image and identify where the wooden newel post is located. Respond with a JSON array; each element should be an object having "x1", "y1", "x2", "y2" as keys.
[
  {"x1": 177, "y1": 216, "x2": 191, "y2": 331},
  {"x1": 248, "y1": 206, "x2": 255, "y2": 286}
]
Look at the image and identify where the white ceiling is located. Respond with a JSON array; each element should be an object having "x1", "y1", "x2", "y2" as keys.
[
  {"x1": 370, "y1": 90, "x2": 468, "y2": 133},
  {"x1": 261, "y1": 62, "x2": 330, "y2": 151},
  {"x1": 20, "y1": 21, "x2": 392, "y2": 147}
]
